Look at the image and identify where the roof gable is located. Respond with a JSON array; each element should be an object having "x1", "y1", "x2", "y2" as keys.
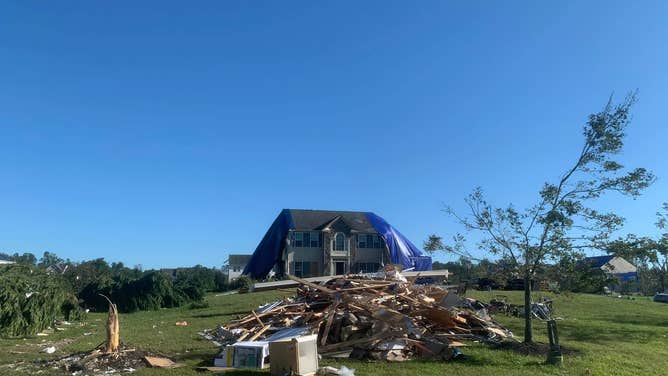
[{"x1": 288, "y1": 209, "x2": 376, "y2": 233}]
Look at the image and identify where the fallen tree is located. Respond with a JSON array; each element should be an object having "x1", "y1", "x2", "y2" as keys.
[{"x1": 0, "y1": 264, "x2": 74, "y2": 337}]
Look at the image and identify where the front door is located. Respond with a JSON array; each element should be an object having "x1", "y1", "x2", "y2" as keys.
[{"x1": 335, "y1": 261, "x2": 346, "y2": 275}]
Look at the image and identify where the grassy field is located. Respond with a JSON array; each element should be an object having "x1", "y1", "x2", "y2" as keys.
[{"x1": 1, "y1": 289, "x2": 667, "y2": 376}]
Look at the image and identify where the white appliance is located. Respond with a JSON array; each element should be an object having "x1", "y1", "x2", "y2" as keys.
[{"x1": 269, "y1": 334, "x2": 318, "y2": 376}]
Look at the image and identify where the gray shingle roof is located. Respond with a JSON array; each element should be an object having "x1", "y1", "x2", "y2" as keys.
[
  {"x1": 288, "y1": 209, "x2": 377, "y2": 233},
  {"x1": 228, "y1": 254, "x2": 252, "y2": 266}
]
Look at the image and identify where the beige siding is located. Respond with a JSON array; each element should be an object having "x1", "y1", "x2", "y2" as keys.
[{"x1": 354, "y1": 248, "x2": 384, "y2": 263}]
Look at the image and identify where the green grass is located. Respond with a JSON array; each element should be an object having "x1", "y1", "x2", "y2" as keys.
[{"x1": 1, "y1": 290, "x2": 667, "y2": 375}]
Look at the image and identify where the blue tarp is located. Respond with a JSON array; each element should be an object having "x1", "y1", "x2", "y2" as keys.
[
  {"x1": 364, "y1": 212, "x2": 431, "y2": 271},
  {"x1": 243, "y1": 209, "x2": 294, "y2": 279},
  {"x1": 243, "y1": 210, "x2": 432, "y2": 279}
]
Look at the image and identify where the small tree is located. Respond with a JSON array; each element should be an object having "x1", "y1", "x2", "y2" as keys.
[{"x1": 437, "y1": 94, "x2": 654, "y2": 343}]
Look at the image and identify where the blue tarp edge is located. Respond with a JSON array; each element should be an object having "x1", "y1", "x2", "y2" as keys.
[
  {"x1": 365, "y1": 212, "x2": 431, "y2": 271},
  {"x1": 242, "y1": 209, "x2": 295, "y2": 279}
]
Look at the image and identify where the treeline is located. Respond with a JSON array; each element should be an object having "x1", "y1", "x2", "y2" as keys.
[
  {"x1": 0, "y1": 251, "x2": 238, "y2": 336},
  {"x1": 433, "y1": 254, "x2": 631, "y2": 295}
]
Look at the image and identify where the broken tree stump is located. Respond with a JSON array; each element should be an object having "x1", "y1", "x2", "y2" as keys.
[{"x1": 99, "y1": 294, "x2": 120, "y2": 353}]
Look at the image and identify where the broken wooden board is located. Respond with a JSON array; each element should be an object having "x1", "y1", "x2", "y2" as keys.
[{"x1": 143, "y1": 356, "x2": 184, "y2": 369}]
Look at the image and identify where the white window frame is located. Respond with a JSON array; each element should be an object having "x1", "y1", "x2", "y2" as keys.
[{"x1": 333, "y1": 232, "x2": 346, "y2": 251}]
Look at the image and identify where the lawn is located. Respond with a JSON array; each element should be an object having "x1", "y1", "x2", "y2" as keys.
[{"x1": 1, "y1": 289, "x2": 667, "y2": 376}]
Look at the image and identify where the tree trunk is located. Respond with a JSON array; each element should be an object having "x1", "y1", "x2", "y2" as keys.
[
  {"x1": 100, "y1": 294, "x2": 119, "y2": 353},
  {"x1": 523, "y1": 273, "x2": 533, "y2": 343}
]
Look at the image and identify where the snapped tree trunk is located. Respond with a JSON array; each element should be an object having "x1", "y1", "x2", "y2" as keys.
[
  {"x1": 523, "y1": 273, "x2": 533, "y2": 343},
  {"x1": 99, "y1": 294, "x2": 119, "y2": 353}
]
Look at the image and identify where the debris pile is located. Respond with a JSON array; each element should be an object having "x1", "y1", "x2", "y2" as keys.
[
  {"x1": 488, "y1": 295, "x2": 553, "y2": 320},
  {"x1": 210, "y1": 273, "x2": 513, "y2": 362}
]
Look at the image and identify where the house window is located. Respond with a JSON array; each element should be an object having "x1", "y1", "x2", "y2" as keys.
[
  {"x1": 293, "y1": 261, "x2": 303, "y2": 277},
  {"x1": 358, "y1": 234, "x2": 383, "y2": 249},
  {"x1": 293, "y1": 232, "x2": 303, "y2": 247},
  {"x1": 334, "y1": 233, "x2": 346, "y2": 251},
  {"x1": 292, "y1": 232, "x2": 321, "y2": 248},
  {"x1": 292, "y1": 261, "x2": 317, "y2": 277},
  {"x1": 357, "y1": 262, "x2": 380, "y2": 273},
  {"x1": 310, "y1": 232, "x2": 320, "y2": 247}
]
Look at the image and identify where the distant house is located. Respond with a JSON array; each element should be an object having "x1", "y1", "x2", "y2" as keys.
[
  {"x1": 225, "y1": 254, "x2": 252, "y2": 282},
  {"x1": 243, "y1": 209, "x2": 430, "y2": 279},
  {"x1": 583, "y1": 255, "x2": 638, "y2": 292},
  {"x1": 0, "y1": 259, "x2": 15, "y2": 265}
]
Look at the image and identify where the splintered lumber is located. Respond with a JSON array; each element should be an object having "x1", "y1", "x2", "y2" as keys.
[
  {"x1": 320, "y1": 302, "x2": 340, "y2": 346},
  {"x1": 248, "y1": 270, "x2": 450, "y2": 292},
  {"x1": 287, "y1": 274, "x2": 336, "y2": 294},
  {"x1": 214, "y1": 270, "x2": 512, "y2": 363},
  {"x1": 249, "y1": 325, "x2": 270, "y2": 341}
]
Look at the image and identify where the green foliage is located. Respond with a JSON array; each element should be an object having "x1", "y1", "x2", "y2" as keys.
[
  {"x1": 438, "y1": 94, "x2": 654, "y2": 343},
  {"x1": 0, "y1": 264, "x2": 71, "y2": 337},
  {"x1": 234, "y1": 275, "x2": 254, "y2": 290},
  {"x1": 188, "y1": 300, "x2": 210, "y2": 309}
]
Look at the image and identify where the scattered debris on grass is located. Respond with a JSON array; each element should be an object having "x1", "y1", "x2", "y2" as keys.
[
  {"x1": 143, "y1": 355, "x2": 184, "y2": 369},
  {"x1": 487, "y1": 295, "x2": 554, "y2": 320},
  {"x1": 202, "y1": 269, "x2": 514, "y2": 366},
  {"x1": 317, "y1": 365, "x2": 356, "y2": 375}
]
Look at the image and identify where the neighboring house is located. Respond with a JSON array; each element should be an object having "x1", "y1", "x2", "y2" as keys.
[
  {"x1": 45, "y1": 263, "x2": 69, "y2": 275},
  {"x1": 583, "y1": 255, "x2": 638, "y2": 292},
  {"x1": 243, "y1": 209, "x2": 431, "y2": 279},
  {"x1": 224, "y1": 254, "x2": 252, "y2": 282}
]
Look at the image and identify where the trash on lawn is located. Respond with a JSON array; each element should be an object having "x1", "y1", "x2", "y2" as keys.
[
  {"x1": 175, "y1": 321, "x2": 188, "y2": 326},
  {"x1": 143, "y1": 356, "x2": 183, "y2": 369},
  {"x1": 41, "y1": 346, "x2": 56, "y2": 354},
  {"x1": 317, "y1": 365, "x2": 356, "y2": 376}
]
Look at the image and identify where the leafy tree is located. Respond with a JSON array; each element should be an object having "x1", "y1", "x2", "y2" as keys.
[
  {"x1": 438, "y1": 94, "x2": 654, "y2": 343},
  {"x1": 607, "y1": 205, "x2": 668, "y2": 294},
  {"x1": 11, "y1": 252, "x2": 37, "y2": 265},
  {"x1": 38, "y1": 251, "x2": 65, "y2": 270}
]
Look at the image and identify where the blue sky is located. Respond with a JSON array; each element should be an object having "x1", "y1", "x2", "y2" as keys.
[{"x1": 1, "y1": 1, "x2": 667, "y2": 269}]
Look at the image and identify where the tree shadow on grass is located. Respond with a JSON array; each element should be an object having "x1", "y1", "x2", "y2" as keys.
[
  {"x1": 191, "y1": 310, "x2": 250, "y2": 319},
  {"x1": 561, "y1": 323, "x2": 658, "y2": 345},
  {"x1": 492, "y1": 341, "x2": 581, "y2": 357}
]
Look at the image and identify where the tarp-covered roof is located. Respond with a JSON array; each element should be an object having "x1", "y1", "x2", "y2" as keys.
[
  {"x1": 583, "y1": 255, "x2": 615, "y2": 268},
  {"x1": 289, "y1": 209, "x2": 376, "y2": 232},
  {"x1": 243, "y1": 209, "x2": 431, "y2": 279}
]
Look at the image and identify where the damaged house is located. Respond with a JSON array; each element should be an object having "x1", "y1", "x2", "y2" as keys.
[
  {"x1": 243, "y1": 209, "x2": 431, "y2": 279},
  {"x1": 583, "y1": 255, "x2": 639, "y2": 292}
]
